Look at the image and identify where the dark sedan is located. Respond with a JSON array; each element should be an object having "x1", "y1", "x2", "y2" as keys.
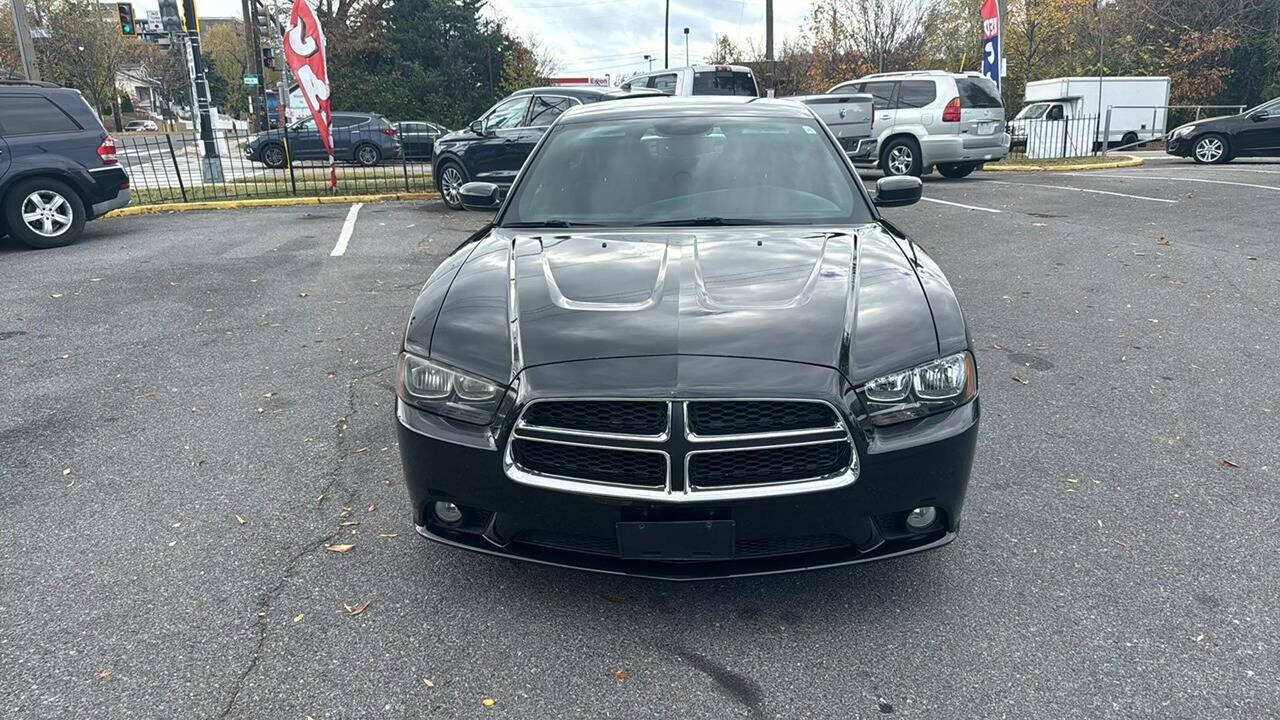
[
  {"x1": 432, "y1": 85, "x2": 662, "y2": 209},
  {"x1": 1166, "y1": 96, "x2": 1280, "y2": 163},
  {"x1": 244, "y1": 111, "x2": 402, "y2": 168},
  {"x1": 395, "y1": 97, "x2": 979, "y2": 579}
]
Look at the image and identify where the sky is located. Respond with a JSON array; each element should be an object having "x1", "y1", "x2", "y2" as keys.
[{"x1": 128, "y1": 0, "x2": 812, "y2": 81}]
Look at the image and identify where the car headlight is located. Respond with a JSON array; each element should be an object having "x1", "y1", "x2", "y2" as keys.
[
  {"x1": 859, "y1": 351, "x2": 977, "y2": 426},
  {"x1": 396, "y1": 351, "x2": 506, "y2": 424},
  {"x1": 1171, "y1": 124, "x2": 1196, "y2": 139}
]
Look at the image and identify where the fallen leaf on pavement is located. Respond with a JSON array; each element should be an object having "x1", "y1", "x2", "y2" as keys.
[
  {"x1": 256, "y1": 407, "x2": 265, "y2": 414},
  {"x1": 50, "y1": 293, "x2": 64, "y2": 298},
  {"x1": 236, "y1": 515, "x2": 246, "y2": 526},
  {"x1": 379, "y1": 533, "x2": 398, "y2": 539},
  {"x1": 367, "y1": 504, "x2": 377, "y2": 513},
  {"x1": 482, "y1": 699, "x2": 496, "y2": 708},
  {"x1": 1156, "y1": 237, "x2": 1169, "y2": 246},
  {"x1": 99, "y1": 669, "x2": 113, "y2": 679},
  {"x1": 1148, "y1": 318, "x2": 1158, "y2": 323},
  {"x1": 1113, "y1": 539, "x2": 1129, "y2": 549},
  {"x1": 1012, "y1": 376, "x2": 1029, "y2": 385},
  {"x1": 326, "y1": 370, "x2": 337, "y2": 379},
  {"x1": 614, "y1": 670, "x2": 631, "y2": 680},
  {"x1": 325, "y1": 544, "x2": 355, "y2": 553},
  {"x1": 1194, "y1": 633, "x2": 1205, "y2": 642},
  {"x1": 1065, "y1": 477, "x2": 1080, "y2": 484},
  {"x1": 63, "y1": 468, "x2": 72, "y2": 476},
  {"x1": 262, "y1": 392, "x2": 276, "y2": 398},
  {"x1": 299, "y1": 292, "x2": 309, "y2": 297},
  {"x1": 293, "y1": 614, "x2": 304, "y2": 623},
  {"x1": 599, "y1": 592, "x2": 625, "y2": 604},
  {"x1": 344, "y1": 600, "x2": 371, "y2": 616},
  {"x1": 137, "y1": 392, "x2": 156, "y2": 400},
  {"x1": 1222, "y1": 459, "x2": 1239, "y2": 468},
  {"x1": 423, "y1": 678, "x2": 435, "y2": 688},
  {"x1": 340, "y1": 521, "x2": 359, "y2": 527}
]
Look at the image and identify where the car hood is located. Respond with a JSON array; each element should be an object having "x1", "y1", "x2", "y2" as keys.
[
  {"x1": 1178, "y1": 115, "x2": 1235, "y2": 131},
  {"x1": 437, "y1": 128, "x2": 476, "y2": 145},
  {"x1": 411, "y1": 225, "x2": 943, "y2": 387}
]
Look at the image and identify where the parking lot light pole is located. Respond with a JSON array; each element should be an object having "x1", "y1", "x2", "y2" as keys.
[
  {"x1": 663, "y1": 0, "x2": 669, "y2": 68},
  {"x1": 683, "y1": 27, "x2": 689, "y2": 66}
]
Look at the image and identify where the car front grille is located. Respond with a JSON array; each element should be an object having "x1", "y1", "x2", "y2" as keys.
[
  {"x1": 515, "y1": 529, "x2": 851, "y2": 559},
  {"x1": 505, "y1": 399, "x2": 857, "y2": 501}
]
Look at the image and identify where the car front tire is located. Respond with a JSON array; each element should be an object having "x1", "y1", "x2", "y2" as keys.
[
  {"x1": 1192, "y1": 134, "x2": 1229, "y2": 164},
  {"x1": 3, "y1": 178, "x2": 87, "y2": 249},
  {"x1": 880, "y1": 137, "x2": 923, "y2": 177},
  {"x1": 436, "y1": 161, "x2": 467, "y2": 210},
  {"x1": 260, "y1": 143, "x2": 287, "y2": 169}
]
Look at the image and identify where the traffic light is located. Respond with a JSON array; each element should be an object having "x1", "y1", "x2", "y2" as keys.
[
  {"x1": 261, "y1": 47, "x2": 276, "y2": 70},
  {"x1": 117, "y1": 2, "x2": 135, "y2": 35},
  {"x1": 157, "y1": 0, "x2": 183, "y2": 34}
]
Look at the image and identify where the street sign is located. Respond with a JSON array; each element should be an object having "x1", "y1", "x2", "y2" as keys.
[{"x1": 243, "y1": 75, "x2": 260, "y2": 86}]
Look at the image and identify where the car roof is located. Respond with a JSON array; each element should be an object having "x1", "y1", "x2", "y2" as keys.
[
  {"x1": 507, "y1": 86, "x2": 640, "y2": 100},
  {"x1": 558, "y1": 96, "x2": 814, "y2": 124}
]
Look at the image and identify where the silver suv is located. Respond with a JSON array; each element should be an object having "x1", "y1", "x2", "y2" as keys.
[{"x1": 831, "y1": 71, "x2": 1009, "y2": 178}]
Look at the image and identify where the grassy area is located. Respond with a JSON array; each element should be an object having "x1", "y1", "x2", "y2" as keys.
[
  {"x1": 130, "y1": 174, "x2": 435, "y2": 205},
  {"x1": 987, "y1": 154, "x2": 1113, "y2": 168}
]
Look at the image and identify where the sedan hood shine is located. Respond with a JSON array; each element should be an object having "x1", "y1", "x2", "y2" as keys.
[{"x1": 411, "y1": 225, "x2": 950, "y2": 386}]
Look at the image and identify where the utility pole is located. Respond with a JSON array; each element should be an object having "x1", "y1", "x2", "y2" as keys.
[
  {"x1": 181, "y1": 0, "x2": 223, "y2": 181},
  {"x1": 240, "y1": 0, "x2": 258, "y2": 131},
  {"x1": 644, "y1": 54, "x2": 652, "y2": 72},
  {"x1": 663, "y1": 0, "x2": 669, "y2": 69},
  {"x1": 10, "y1": 0, "x2": 41, "y2": 81},
  {"x1": 765, "y1": 0, "x2": 774, "y2": 96}
]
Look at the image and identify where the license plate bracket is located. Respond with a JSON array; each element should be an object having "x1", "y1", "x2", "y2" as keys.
[
  {"x1": 616, "y1": 520, "x2": 735, "y2": 560},
  {"x1": 978, "y1": 121, "x2": 996, "y2": 135}
]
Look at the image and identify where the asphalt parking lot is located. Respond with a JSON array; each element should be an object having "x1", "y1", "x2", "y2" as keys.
[{"x1": 2, "y1": 157, "x2": 1277, "y2": 719}]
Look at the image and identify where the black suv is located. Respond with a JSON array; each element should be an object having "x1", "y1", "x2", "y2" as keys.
[
  {"x1": 0, "y1": 81, "x2": 130, "y2": 249},
  {"x1": 433, "y1": 86, "x2": 660, "y2": 209}
]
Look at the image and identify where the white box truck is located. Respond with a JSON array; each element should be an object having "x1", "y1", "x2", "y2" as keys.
[{"x1": 1010, "y1": 76, "x2": 1170, "y2": 158}]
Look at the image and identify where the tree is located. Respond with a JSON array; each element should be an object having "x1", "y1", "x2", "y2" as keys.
[
  {"x1": 43, "y1": 0, "x2": 130, "y2": 130},
  {"x1": 202, "y1": 20, "x2": 251, "y2": 117},
  {"x1": 705, "y1": 34, "x2": 743, "y2": 64},
  {"x1": 0, "y1": 2, "x2": 24, "y2": 77}
]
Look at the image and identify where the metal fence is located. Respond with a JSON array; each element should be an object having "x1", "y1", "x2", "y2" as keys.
[
  {"x1": 1007, "y1": 114, "x2": 1102, "y2": 161},
  {"x1": 1100, "y1": 104, "x2": 1247, "y2": 155},
  {"x1": 115, "y1": 126, "x2": 436, "y2": 205}
]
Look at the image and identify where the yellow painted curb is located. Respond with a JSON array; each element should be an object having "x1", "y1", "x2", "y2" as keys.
[
  {"x1": 105, "y1": 191, "x2": 438, "y2": 218},
  {"x1": 983, "y1": 154, "x2": 1144, "y2": 172}
]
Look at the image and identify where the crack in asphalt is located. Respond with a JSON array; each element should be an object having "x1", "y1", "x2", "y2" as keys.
[{"x1": 218, "y1": 365, "x2": 392, "y2": 718}]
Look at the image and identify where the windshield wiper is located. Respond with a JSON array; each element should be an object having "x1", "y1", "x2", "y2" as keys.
[
  {"x1": 637, "y1": 216, "x2": 781, "y2": 227},
  {"x1": 503, "y1": 219, "x2": 603, "y2": 228}
]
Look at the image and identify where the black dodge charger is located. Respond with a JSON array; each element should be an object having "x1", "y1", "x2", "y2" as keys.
[{"x1": 396, "y1": 97, "x2": 979, "y2": 579}]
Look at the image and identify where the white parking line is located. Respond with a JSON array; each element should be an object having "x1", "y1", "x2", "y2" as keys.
[
  {"x1": 983, "y1": 179, "x2": 1177, "y2": 203},
  {"x1": 920, "y1": 197, "x2": 1002, "y2": 213},
  {"x1": 1056, "y1": 172, "x2": 1280, "y2": 192},
  {"x1": 1217, "y1": 167, "x2": 1280, "y2": 175},
  {"x1": 330, "y1": 203, "x2": 364, "y2": 257}
]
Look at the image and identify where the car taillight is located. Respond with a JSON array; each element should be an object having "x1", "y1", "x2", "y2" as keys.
[
  {"x1": 941, "y1": 97, "x2": 961, "y2": 123},
  {"x1": 381, "y1": 128, "x2": 397, "y2": 136},
  {"x1": 98, "y1": 135, "x2": 118, "y2": 165}
]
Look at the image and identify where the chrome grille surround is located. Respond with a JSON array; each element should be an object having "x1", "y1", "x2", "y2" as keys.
[{"x1": 503, "y1": 398, "x2": 859, "y2": 502}]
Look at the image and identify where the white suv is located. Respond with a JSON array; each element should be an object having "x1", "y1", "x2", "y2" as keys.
[
  {"x1": 620, "y1": 64, "x2": 758, "y2": 97},
  {"x1": 831, "y1": 71, "x2": 1009, "y2": 178}
]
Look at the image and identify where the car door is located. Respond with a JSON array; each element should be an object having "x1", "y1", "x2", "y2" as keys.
[
  {"x1": 331, "y1": 114, "x2": 366, "y2": 160},
  {"x1": 0, "y1": 135, "x2": 10, "y2": 181},
  {"x1": 860, "y1": 81, "x2": 900, "y2": 136},
  {"x1": 398, "y1": 122, "x2": 429, "y2": 159},
  {"x1": 1235, "y1": 100, "x2": 1280, "y2": 155},
  {"x1": 465, "y1": 95, "x2": 531, "y2": 182},
  {"x1": 286, "y1": 117, "x2": 323, "y2": 159}
]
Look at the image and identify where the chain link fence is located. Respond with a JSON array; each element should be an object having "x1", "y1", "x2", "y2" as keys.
[{"x1": 116, "y1": 126, "x2": 436, "y2": 205}]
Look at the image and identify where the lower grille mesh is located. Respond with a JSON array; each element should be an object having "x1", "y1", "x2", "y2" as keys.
[
  {"x1": 511, "y1": 438, "x2": 665, "y2": 487},
  {"x1": 689, "y1": 442, "x2": 850, "y2": 488}
]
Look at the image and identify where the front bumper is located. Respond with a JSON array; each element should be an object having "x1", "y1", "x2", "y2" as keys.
[
  {"x1": 1165, "y1": 136, "x2": 1192, "y2": 157},
  {"x1": 396, "y1": 360, "x2": 979, "y2": 580}
]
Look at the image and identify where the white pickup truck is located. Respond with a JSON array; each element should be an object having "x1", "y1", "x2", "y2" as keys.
[{"x1": 787, "y1": 92, "x2": 877, "y2": 161}]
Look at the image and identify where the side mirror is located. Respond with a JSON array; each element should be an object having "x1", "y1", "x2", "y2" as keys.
[
  {"x1": 1249, "y1": 111, "x2": 1269, "y2": 122},
  {"x1": 873, "y1": 176, "x2": 923, "y2": 208},
  {"x1": 459, "y1": 181, "x2": 501, "y2": 211},
  {"x1": 469, "y1": 120, "x2": 487, "y2": 135}
]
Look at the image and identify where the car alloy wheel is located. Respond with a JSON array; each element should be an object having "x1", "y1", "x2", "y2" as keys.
[
  {"x1": 357, "y1": 145, "x2": 380, "y2": 166},
  {"x1": 21, "y1": 190, "x2": 75, "y2": 238},
  {"x1": 1194, "y1": 136, "x2": 1224, "y2": 163},
  {"x1": 262, "y1": 146, "x2": 285, "y2": 168},
  {"x1": 440, "y1": 165, "x2": 464, "y2": 206},
  {"x1": 887, "y1": 145, "x2": 914, "y2": 176}
]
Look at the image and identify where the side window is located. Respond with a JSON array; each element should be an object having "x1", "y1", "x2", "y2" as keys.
[
  {"x1": 401, "y1": 122, "x2": 424, "y2": 132},
  {"x1": 528, "y1": 95, "x2": 579, "y2": 126},
  {"x1": 332, "y1": 115, "x2": 366, "y2": 128},
  {"x1": 831, "y1": 83, "x2": 862, "y2": 95},
  {"x1": 0, "y1": 95, "x2": 81, "y2": 135},
  {"x1": 897, "y1": 80, "x2": 937, "y2": 108},
  {"x1": 651, "y1": 73, "x2": 678, "y2": 95},
  {"x1": 485, "y1": 96, "x2": 531, "y2": 130},
  {"x1": 862, "y1": 82, "x2": 897, "y2": 111},
  {"x1": 1047, "y1": 104, "x2": 1064, "y2": 121}
]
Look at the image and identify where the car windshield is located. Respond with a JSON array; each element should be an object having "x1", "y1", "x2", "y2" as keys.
[
  {"x1": 500, "y1": 116, "x2": 871, "y2": 227},
  {"x1": 1017, "y1": 103, "x2": 1049, "y2": 119}
]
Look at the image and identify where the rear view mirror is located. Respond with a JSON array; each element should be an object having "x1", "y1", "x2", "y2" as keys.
[
  {"x1": 873, "y1": 176, "x2": 923, "y2": 208},
  {"x1": 459, "y1": 181, "x2": 501, "y2": 211}
]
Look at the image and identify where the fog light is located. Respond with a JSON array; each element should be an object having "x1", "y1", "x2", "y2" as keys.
[
  {"x1": 433, "y1": 501, "x2": 463, "y2": 525},
  {"x1": 905, "y1": 506, "x2": 938, "y2": 531}
]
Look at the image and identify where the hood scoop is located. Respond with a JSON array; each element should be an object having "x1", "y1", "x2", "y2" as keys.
[
  {"x1": 693, "y1": 232, "x2": 836, "y2": 311},
  {"x1": 539, "y1": 234, "x2": 671, "y2": 312}
]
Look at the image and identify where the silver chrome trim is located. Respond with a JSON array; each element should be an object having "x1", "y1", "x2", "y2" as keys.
[{"x1": 504, "y1": 398, "x2": 859, "y2": 502}]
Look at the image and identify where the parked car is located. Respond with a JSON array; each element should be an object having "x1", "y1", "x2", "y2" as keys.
[
  {"x1": 243, "y1": 111, "x2": 402, "y2": 168},
  {"x1": 396, "y1": 97, "x2": 977, "y2": 579},
  {"x1": 123, "y1": 119, "x2": 158, "y2": 132},
  {"x1": 0, "y1": 80, "x2": 130, "y2": 249},
  {"x1": 433, "y1": 86, "x2": 662, "y2": 209},
  {"x1": 396, "y1": 121, "x2": 449, "y2": 160},
  {"x1": 1166, "y1": 97, "x2": 1280, "y2": 164},
  {"x1": 620, "y1": 64, "x2": 759, "y2": 97},
  {"x1": 789, "y1": 91, "x2": 878, "y2": 161},
  {"x1": 831, "y1": 70, "x2": 1009, "y2": 178}
]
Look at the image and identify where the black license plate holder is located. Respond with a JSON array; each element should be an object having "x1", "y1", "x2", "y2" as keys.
[{"x1": 616, "y1": 520, "x2": 735, "y2": 560}]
